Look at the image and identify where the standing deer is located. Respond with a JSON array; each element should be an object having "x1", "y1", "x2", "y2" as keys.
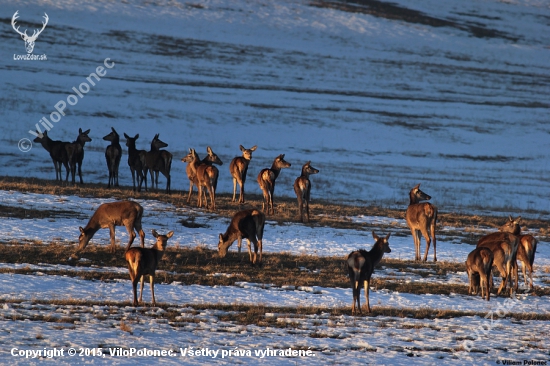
[
  {"x1": 103, "y1": 127, "x2": 122, "y2": 188},
  {"x1": 182, "y1": 147, "x2": 223, "y2": 207},
  {"x1": 78, "y1": 201, "x2": 146, "y2": 253},
  {"x1": 257, "y1": 154, "x2": 291, "y2": 215},
  {"x1": 65, "y1": 128, "x2": 92, "y2": 184},
  {"x1": 124, "y1": 133, "x2": 148, "y2": 192},
  {"x1": 466, "y1": 247, "x2": 494, "y2": 301},
  {"x1": 33, "y1": 130, "x2": 70, "y2": 181},
  {"x1": 405, "y1": 184, "x2": 437, "y2": 262},
  {"x1": 145, "y1": 134, "x2": 172, "y2": 194},
  {"x1": 230, "y1": 145, "x2": 257, "y2": 204},
  {"x1": 125, "y1": 229, "x2": 174, "y2": 307},
  {"x1": 293, "y1": 161, "x2": 319, "y2": 223},
  {"x1": 497, "y1": 215, "x2": 537, "y2": 290},
  {"x1": 218, "y1": 209, "x2": 266, "y2": 265},
  {"x1": 347, "y1": 231, "x2": 391, "y2": 315},
  {"x1": 476, "y1": 239, "x2": 516, "y2": 297}
]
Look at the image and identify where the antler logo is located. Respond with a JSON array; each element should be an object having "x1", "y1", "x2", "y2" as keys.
[{"x1": 12, "y1": 11, "x2": 49, "y2": 54}]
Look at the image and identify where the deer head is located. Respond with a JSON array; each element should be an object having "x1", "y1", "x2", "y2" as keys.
[{"x1": 12, "y1": 11, "x2": 49, "y2": 54}]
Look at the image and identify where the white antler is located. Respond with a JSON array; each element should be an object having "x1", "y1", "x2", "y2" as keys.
[
  {"x1": 11, "y1": 11, "x2": 49, "y2": 53},
  {"x1": 29, "y1": 13, "x2": 49, "y2": 41},
  {"x1": 11, "y1": 11, "x2": 28, "y2": 39}
]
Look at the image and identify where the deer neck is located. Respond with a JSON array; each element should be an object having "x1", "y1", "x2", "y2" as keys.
[
  {"x1": 269, "y1": 165, "x2": 282, "y2": 179},
  {"x1": 368, "y1": 242, "x2": 386, "y2": 267},
  {"x1": 221, "y1": 228, "x2": 240, "y2": 244},
  {"x1": 409, "y1": 193, "x2": 419, "y2": 205}
]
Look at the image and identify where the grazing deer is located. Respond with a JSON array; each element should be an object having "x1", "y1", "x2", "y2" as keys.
[
  {"x1": 125, "y1": 229, "x2": 173, "y2": 307},
  {"x1": 65, "y1": 128, "x2": 92, "y2": 184},
  {"x1": 78, "y1": 201, "x2": 146, "y2": 253},
  {"x1": 466, "y1": 247, "x2": 494, "y2": 301},
  {"x1": 124, "y1": 133, "x2": 148, "y2": 192},
  {"x1": 476, "y1": 239, "x2": 516, "y2": 296},
  {"x1": 218, "y1": 209, "x2": 266, "y2": 265},
  {"x1": 33, "y1": 130, "x2": 70, "y2": 181},
  {"x1": 497, "y1": 215, "x2": 537, "y2": 290},
  {"x1": 103, "y1": 127, "x2": 122, "y2": 188},
  {"x1": 257, "y1": 154, "x2": 291, "y2": 215},
  {"x1": 405, "y1": 184, "x2": 437, "y2": 262},
  {"x1": 182, "y1": 147, "x2": 223, "y2": 207},
  {"x1": 230, "y1": 145, "x2": 257, "y2": 204},
  {"x1": 293, "y1": 161, "x2": 319, "y2": 223},
  {"x1": 347, "y1": 231, "x2": 391, "y2": 315},
  {"x1": 145, "y1": 134, "x2": 172, "y2": 194}
]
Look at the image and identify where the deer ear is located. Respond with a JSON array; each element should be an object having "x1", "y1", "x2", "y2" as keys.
[
  {"x1": 79, "y1": 128, "x2": 83, "y2": 134},
  {"x1": 385, "y1": 233, "x2": 391, "y2": 241},
  {"x1": 79, "y1": 226, "x2": 84, "y2": 233},
  {"x1": 207, "y1": 146, "x2": 213, "y2": 153},
  {"x1": 124, "y1": 133, "x2": 130, "y2": 139},
  {"x1": 166, "y1": 231, "x2": 174, "y2": 238},
  {"x1": 250, "y1": 145, "x2": 257, "y2": 151},
  {"x1": 219, "y1": 233, "x2": 223, "y2": 242},
  {"x1": 515, "y1": 216, "x2": 522, "y2": 223},
  {"x1": 135, "y1": 134, "x2": 139, "y2": 139},
  {"x1": 152, "y1": 229, "x2": 158, "y2": 238},
  {"x1": 372, "y1": 231, "x2": 379, "y2": 240}
]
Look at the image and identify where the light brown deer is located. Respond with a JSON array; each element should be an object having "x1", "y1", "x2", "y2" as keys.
[
  {"x1": 347, "y1": 231, "x2": 391, "y2": 315},
  {"x1": 497, "y1": 215, "x2": 537, "y2": 290},
  {"x1": 33, "y1": 130, "x2": 70, "y2": 181},
  {"x1": 145, "y1": 134, "x2": 172, "y2": 194},
  {"x1": 78, "y1": 201, "x2": 146, "y2": 253},
  {"x1": 257, "y1": 154, "x2": 291, "y2": 215},
  {"x1": 476, "y1": 239, "x2": 516, "y2": 296},
  {"x1": 466, "y1": 247, "x2": 494, "y2": 301},
  {"x1": 218, "y1": 209, "x2": 266, "y2": 265},
  {"x1": 405, "y1": 184, "x2": 437, "y2": 262},
  {"x1": 230, "y1": 145, "x2": 257, "y2": 204},
  {"x1": 103, "y1": 127, "x2": 122, "y2": 188},
  {"x1": 293, "y1": 161, "x2": 319, "y2": 223},
  {"x1": 182, "y1": 147, "x2": 223, "y2": 208},
  {"x1": 124, "y1": 133, "x2": 147, "y2": 192},
  {"x1": 65, "y1": 128, "x2": 92, "y2": 184},
  {"x1": 125, "y1": 229, "x2": 174, "y2": 307}
]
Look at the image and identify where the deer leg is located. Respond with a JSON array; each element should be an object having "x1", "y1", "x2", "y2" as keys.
[
  {"x1": 430, "y1": 220, "x2": 437, "y2": 262},
  {"x1": 131, "y1": 276, "x2": 139, "y2": 306},
  {"x1": 411, "y1": 230, "x2": 420, "y2": 261},
  {"x1": 296, "y1": 194, "x2": 304, "y2": 223},
  {"x1": 364, "y1": 279, "x2": 371, "y2": 313},
  {"x1": 237, "y1": 235, "x2": 242, "y2": 253},
  {"x1": 108, "y1": 225, "x2": 116, "y2": 253},
  {"x1": 247, "y1": 239, "x2": 253, "y2": 264},
  {"x1": 187, "y1": 180, "x2": 194, "y2": 203},
  {"x1": 257, "y1": 239, "x2": 262, "y2": 264},
  {"x1": 231, "y1": 178, "x2": 237, "y2": 202},
  {"x1": 125, "y1": 224, "x2": 137, "y2": 251},
  {"x1": 139, "y1": 275, "x2": 145, "y2": 304},
  {"x1": 78, "y1": 161, "x2": 83, "y2": 184},
  {"x1": 421, "y1": 227, "x2": 432, "y2": 262},
  {"x1": 150, "y1": 275, "x2": 156, "y2": 306},
  {"x1": 134, "y1": 222, "x2": 145, "y2": 248}
]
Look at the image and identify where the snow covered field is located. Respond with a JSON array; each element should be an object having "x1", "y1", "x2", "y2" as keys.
[{"x1": 1, "y1": 0, "x2": 549, "y2": 364}]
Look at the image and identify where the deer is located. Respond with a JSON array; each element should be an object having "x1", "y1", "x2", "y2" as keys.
[
  {"x1": 65, "y1": 128, "x2": 92, "y2": 184},
  {"x1": 230, "y1": 145, "x2": 257, "y2": 204},
  {"x1": 125, "y1": 229, "x2": 174, "y2": 307},
  {"x1": 145, "y1": 134, "x2": 172, "y2": 194},
  {"x1": 476, "y1": 239, "x2": 516, "y2": 297},
  {"x1": 405, "y1": 184, "x2": 437, "y2": 262},
  {"x1": 78, "y1": 201, "x2": 146, "y2": 253},
  {"x1": 103, "y1": 127, "x2": 122, "y2": 188},
  {"x1": 465, "y1": 247, "x2": 494, "y2": 301},
  {"x1": 218, "y1": 209, "x2": 266, "y2": 265},
  {"x1": 33, "y1": 130, "x2": 70, "y2": 181},
  {"x1": 182, "y1": 147, "x2": 223, "y2": 208},
  {"x1": 124, "y1": 133, "x2": 148, "y2": 192},
  {"x1": 497, "y1": 215, "x2": 538, "y2": 290},
  {"x1": 293, "y1": 161, "x2": 319, "y2": 223},
  {"x1": 257, "y1": 154, "x2": 291, "y2": 215},
  {"x1": 11, "y1": 11, "x2": 48, "y2": 54},
  {"x1": 347, "y1": 231, "x2": 391, "y2": 315}
]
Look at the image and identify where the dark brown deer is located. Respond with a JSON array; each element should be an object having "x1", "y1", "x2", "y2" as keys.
[
  {"x1": 125, "y1": 229, "x2": 173, "y2": 307},
  {"x1": 78, "y1": 201, "x2": 146, "y2": 253},
  {"x1": 218, "y1": 209, "x2": 266, "y2": 265},
  {"x1": 182, "y1": 147, "x2": 223, "y2": 207},
  {"x1": 466, "y1": 247, "x2": 494, "y2": 301},
  {"x1": 33, "y1": 130, "x2": 70, "y2": 181},
  {"x1": 477, "y1": 216, "x2": 521, "y2": 292},
  {"x1": 124, "y1": 133, "x2": 147, "y2": 192},
  {"x1": 230, "y1": 145, "x2": 257, "y2": 204},
  {"x1": 347, "y1": 231, "x2": 391, "y2": 315},
  {"x1": 405, "y1": 184, "x2": 437, "y2": 262},
  {"x1": 257, "y1": 154, "x2": 291, "y2": 215},
  {"x1": 498, "y1": 216, "x2": 537, "y2": 290},
  {"x1": 476, "y1": 239, "x2": 516, "y2": 296},
  {"x1": 293, "y1": 161, "x2": 319, "y2": 223},
  {"x1": 103, "y1": 127, "x2": 122, "y2": 188},
  {"x1": 145, "y1": 134, "x2": 172, "y2": 194},
  {"x1": 65, "y1": 128, "x2": 92, "y2": 184}
]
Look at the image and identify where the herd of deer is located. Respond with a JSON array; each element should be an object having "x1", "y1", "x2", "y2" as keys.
[{"x1": 34, "y1": 129, "x2": 538, "y2": 313}]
